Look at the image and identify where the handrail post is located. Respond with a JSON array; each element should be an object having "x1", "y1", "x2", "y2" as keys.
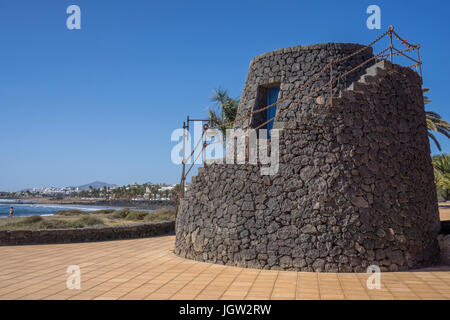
[
  {"x1": 180, "y1": 164, "x2": 185, "y2": 198},
  {"x1": 175, "y1": 164, "x2": 184, "y2": 220},
  {"x1": 388, "y1": 25, "x2": 394, "y2": 63},
  {"x1": 176, "y1": 119, "x2": 189, "y2": 219},
  {"x1": 202, "y1": 123, "x2": 208, "y2": 165},
  {"x1": 416, "y1": 44, "x2": 423, "y2": 81},
  {"x1": 181, "y1": 120, "x2": 188, "y2": 199}
]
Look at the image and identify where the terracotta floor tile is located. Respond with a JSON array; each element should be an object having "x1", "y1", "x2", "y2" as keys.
[{"x1": 0, "y1": 235, "x2": 448, "y2": 300}]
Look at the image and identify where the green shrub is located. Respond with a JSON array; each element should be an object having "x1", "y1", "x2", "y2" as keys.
[
  {"x1": 143, "y1": 208, "x2": 175, "y2": 222},
  {"x1": 41, "y1": 220, "x2": 73, "y2": 229},
  {"x1": 0, "y1": 207, "x2": 175, "y2": 231},
  {"x1": 69, "y1": 220, "x2": 86, "y2": 229},
  {"x1": 111, "y1": 208, "x2": 131, "y2": 219},
  {"x1": 92, "y1": 209, "x2": 116, "y2": 215},
  {"x1": 0, "y1": 214, "x2": 105, "y2": 231},
  {"x1": 22, "y1": 215, "x2": 44, "y2": 224},
  {"x1": 2, "y1": 217, "x2": 71, "y2": 230},
  {"x1": 125, "y1": 210, "x2": 149, "y2": 221},
  {"x1": 54, "y1": 209, "x2": 89, "y2": 216},
  {"x1": 75, "y1": 216, "x2": 104, "y2": 226}
]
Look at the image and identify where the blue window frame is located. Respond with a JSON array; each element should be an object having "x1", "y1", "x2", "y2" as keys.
[{"x1": 267, "y1": 86, "x2": 280, "y2": 138}]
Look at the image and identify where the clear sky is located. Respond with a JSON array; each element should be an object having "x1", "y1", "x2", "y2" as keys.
[{"x1": 0, "y1": 0, "x2": 449, "y2": 191}]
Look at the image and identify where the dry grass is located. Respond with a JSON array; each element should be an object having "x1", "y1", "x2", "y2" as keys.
[{"x1": 0, "y1": 208, "x2": 175, "y2": 231}]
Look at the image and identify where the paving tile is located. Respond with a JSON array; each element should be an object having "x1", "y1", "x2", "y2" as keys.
[{"x1": 0, "y1": 235, "x2": 449, "y2": 300}]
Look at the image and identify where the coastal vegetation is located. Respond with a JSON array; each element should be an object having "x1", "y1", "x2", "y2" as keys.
[
  {"x1": 208, "y1": 87, "x2": 239, "y2": 136},
  {"x1": 0, "y1": 208, "x2": 175, "y2": 231},
  {"x1": 0, "y1": 214, "x2": 104, "y2": 230},
  {"x1": 54, "y1": 209, "x2": 89, "y2": 216},
  {"x1": 433, "y1": 154, "x2": 450, "y2": 201},
  {"x1": 0, "y1": 182, "x2": 180, "y2": 201},
  {"x1": 424, "y1": 88, "x2": 450, "y2": 151},
  {"x1": 75, "y1": 183, "x2": 179, "y2": 200}
]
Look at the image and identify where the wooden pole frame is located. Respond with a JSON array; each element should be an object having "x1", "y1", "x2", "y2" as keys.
[{"x1": 388, "y1": 25, "x2": 394, "y2": 63}]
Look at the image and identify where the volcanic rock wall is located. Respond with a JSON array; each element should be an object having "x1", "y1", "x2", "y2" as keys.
[{"x1": 175, "y1": 44, "x2": 440, "y2": 272}]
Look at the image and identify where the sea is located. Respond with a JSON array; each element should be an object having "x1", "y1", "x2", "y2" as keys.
[{"x1": 0, "y1": 199, "x2": 125, "y2": 218}]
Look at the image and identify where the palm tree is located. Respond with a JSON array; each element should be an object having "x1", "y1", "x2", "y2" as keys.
[
  {"x1": 208, "y1": 87, "x2": 240, "y2": 137},
  {"x1": 432, "y1": 154, "x2": 450, "y2": 200},
  {"x1": 171, "y1": 184, "x2": 180, "y2": 200},
  {"x1": 424, "y1": 88, "x2": 450, "y2": 151}
]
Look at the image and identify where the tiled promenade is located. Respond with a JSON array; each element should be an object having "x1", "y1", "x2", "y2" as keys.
[{"x1": 0, "y1": 235, "x2": 449, "y2": 300}]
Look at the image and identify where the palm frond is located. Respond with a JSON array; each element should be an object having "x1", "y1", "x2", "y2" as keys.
[
  {"x1": 208, "y1": 88, "x2": 239, "y2": 138},
  {"x1": 428, "y1": 132, "x2": 442, "y2": 151},
  {"x1": 427, "y1": 118, "x2": 438, "y2": 132},
  {"x1": 437, "y1": 127, "x2": 450, "y2": 139},
  {"x1": 435, "y1": 120, "x2": 450, "y2": 129},
  {"x1": 425, "y1": 111, "x2": 441, "y2": 119},
  {"x1": 432, "y1": 154, "x2": 450, "y2": 194},
  {"x1": 211, "y1": 87, "x2": 229, "y2": 105},
  {"x1": 424, "y1": 89, "x2": 450, "y2": 149}
]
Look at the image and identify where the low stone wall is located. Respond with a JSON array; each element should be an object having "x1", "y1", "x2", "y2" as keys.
[{"x1": 0, "y1": 221, "x2": 175, "y2": 246}]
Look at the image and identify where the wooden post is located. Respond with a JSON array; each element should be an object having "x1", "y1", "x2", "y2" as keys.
[
  {"x1": 175, "y1": 168, "x2": 184, "y2": 219},
  {"x1": 202, "y1": 124, "x2": 208, "y2": 165},
  {"x1": 176, "y1": 120, "x2": 187, "y2": 219},
  {"x1": 388, "y1": 25, "x2": 394, "y2": 63},
  {"x1": 417, "y1": 44, "x2": 423, "y2": 80},
  {"x1": 180, "y1": 165, "x2": 185, "y2": 198},
  {"x1": 181, "y1": 121, "x2": 187, "y2": 198}
]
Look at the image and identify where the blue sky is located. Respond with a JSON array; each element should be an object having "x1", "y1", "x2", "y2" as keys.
[{"x1": 0, "y1": 0, "x2": 449, "y2": 191}]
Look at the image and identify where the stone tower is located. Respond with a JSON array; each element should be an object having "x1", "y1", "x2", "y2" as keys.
[{"x1": 175, "y1": 43, "x2": 440, "y2": 272}]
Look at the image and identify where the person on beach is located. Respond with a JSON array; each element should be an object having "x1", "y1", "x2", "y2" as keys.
[{"x1": 9, "y1": 207, "x2": 14, "y2": 218}]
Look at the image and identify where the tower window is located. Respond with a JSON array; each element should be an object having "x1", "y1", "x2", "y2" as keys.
[{"x1": 251, "y1": 84, "x2": 280, "y2": 138}]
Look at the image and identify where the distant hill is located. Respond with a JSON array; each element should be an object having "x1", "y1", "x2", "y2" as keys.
[{"x1": 76, "y1": 181, "x2": 117, "y2": 190}]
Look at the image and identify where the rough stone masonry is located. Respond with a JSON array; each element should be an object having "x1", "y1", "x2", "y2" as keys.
[{"x1": 175, "y1": 43, "x2": 441, "y2": 272}]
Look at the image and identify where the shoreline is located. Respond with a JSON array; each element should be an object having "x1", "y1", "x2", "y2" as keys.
[{"x1": 0, "y1": 197, "x2": 175, "y2": 211}]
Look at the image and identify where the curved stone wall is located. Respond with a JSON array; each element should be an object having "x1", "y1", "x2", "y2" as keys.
[
  {"x1": 175, "y1": 43, "x2": 440, "y2": 272},
  {"x1": 235, "y1": 43, "x2": 374, "y2": 128}
]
